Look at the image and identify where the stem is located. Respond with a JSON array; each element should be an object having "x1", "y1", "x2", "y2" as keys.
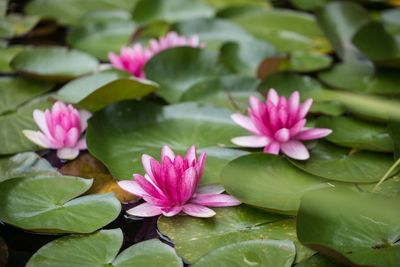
[{"x1": 373, "y1": 157, "x2": 400, "y2": 192}]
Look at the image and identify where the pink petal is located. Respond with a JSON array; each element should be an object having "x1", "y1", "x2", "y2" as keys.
[
  {"x1": 185, "y1": 145, "x2": 196, "y2": 165},
  {"x1": 22, "y1": 130, "x2": 50, "y2": 148},
  {"x1": 75, "y1": 137, "x2": 87, "y2": 150},
  {"x1": 289, "y1": 119, "x2": 306, "y2": 136},
  {"x1": 161, "y1": 145, "x2": 175, "y2": 160},
  {"x1": 162, "y1": 206, "x2": 183, "y2": 217},
  {"x1": 295, "y1": 128, "x2": 332, "y2": 140},
  {"x1": 33, "y1": 110, "x2": 52, "y2": 138},
  {"x1": 118, "y1": 180, "x2": 146, "y2": 197},
  {"x1": 142, "y1": 154, "x2": 156, "y2": 180},
  {"x1": 78, "y1": 110, "x2": 92, "y2": 133},
  {"x1": 57, "y1": 147, "x2": 79, "y2": 160},
  {"x1": 231, "y1": 135, "x2": 270, "y2": 148},
  {"x1": 298, "y1": 98, "x2": 313, "y2": 120},
  {"x1": 231, "y1": 113, "x2": 259, "y2": 134},
  {"x1": 191, "y1": 193, "x2": 241, "y2": 207},
  {"x1": 288, "y1": 91, "x2": 300, "y2": 119},
  {"x1": 196, "y1": 151, "x2": 207, "y2": 178},
  {"x1": 179, "y1": 167, "x2": 198, "y2": 204},
  {"x1": 249, "y1": 95, "x2": 264, "y2": 116},
  {"x1": 196, "y1": 184, "x2": 225, "y2": 194},
  {"x1": 127, "y1": 203, "x2": 162, "y2": 217},
  {"x1": 267, "y1": 88, "x2": 279, "y2": 106},
  {"x1": 281, "y1": 140, "x2": 310, "y2": 160},
  {"x1": 54, "y1": 125, "x2": 66, "y2": 143},
  {"x1": 134, "y1": 174, "x2": 165, "y2": 200},
  {"x1": 264, "y1": 141, "x2": 280, "y2": 155},
  {"x1": 274, "y1": 128, "x2": 290, "y2": 143},
  {"x1": 65, "y1": 127, "x2": 79, "y2": 147},
  {"x1": 182, "y1": 204, "x2": 216, "y2": 218}
]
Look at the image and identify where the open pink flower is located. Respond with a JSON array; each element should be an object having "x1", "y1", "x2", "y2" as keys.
[
  {"x1": 23, "y1": 101, "x2": 91, "y2": 160},
  {"x1": 231, "y1": 89, "x2": 332, "y2": 160},
  {"x1": 108, "y1": 31, "x2": 204, "y2": 78},
  {"x1": 118, "y1": 145, "x2": 240, "y2": 218}
]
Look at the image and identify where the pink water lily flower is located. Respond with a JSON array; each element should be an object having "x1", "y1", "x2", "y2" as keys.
[
  {"x1": 23, "y1": 101, "x2": 91, "y2": 160},
  {"x1": 108, "y1": 31, "x2": 204, "y2": 78},
  {"x1": 118, "y1": 146, "x2": 241, "y2": 218},
  {"x1": 231, "y1": 89, "x2": 332, "y2": 160}
]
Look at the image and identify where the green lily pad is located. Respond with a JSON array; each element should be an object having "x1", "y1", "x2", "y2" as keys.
[
  {"x1": 316, "y1": 2, "x2": 370, "y2": 62},
  {"x1": 352, "y1": 21, "x2": 400, "y2": 67},
  {"x1": 291, "y1": 0, "x2": 329, "y2": 11},
  {"x1": 202, "y1": 0, "x2": 269, "y2": 10},
  {"x1": 0, "y1": 97, "x2": 52, "y2": 155},
  {"x1": 382, "y1": 8, "x2": 400, "y2": 36},
  {"x1": 0, "y1": 46, "x2": 26, "y2": 73},
  {"x1": 80, "y1": 10, "x2": 132, "y2": 24},
  {"x1": 25, "y1": 0, "x2": 138, "y2": 26},
  {"x1": 158, "y1": 206, "x2": 315, "y2": 264},
  {"x1": 0, "y1": 175, "x2": 120, "y2": 233},
  {"x1": 359, "y1": 175, "x2": 400, "y2": 199},
  {"x1": 179, "y1": 75, "x2": 261, "y2": 111},
  {"x1": 388, "y1": 120, "x2": 400, "y2": 158},
  {"x1": 295, "y1": 254, "x2": 345, "y2": 267},
  {"x1": 316, "y1": 116, "x2": 393, "y2": 152},
  {"x1": 220, "y1": 39, "x2": 277, "y2": 76},
  {"x1": 297, "y1": 187, "x2": 400, "y2": 267},
  {"x1": 289, "y1": 142, "x2": 394, "y2": 183},
  {"x1": 132, "y1": 0, "x2": 214, "y2": 24},
  {"x1": 0, "y1": 152, "x2": 57, "y2": 183},
  {"x1": 27, "y1": 229, "x2": 183, "y2": 267},
  {"x1": 87, "y1": 101, "x2": 247, "y2": 183},
  {"x1": 67, "y1": 20, "x2": 136, "y2": 60},
  {"x1": 11, "y1": 47, "x2": 99, "y2": 81},
  {"x1": 220, "y1": 153, "x2": 350, "y2": 214},
  {"x1": 56, "y1": 71, "x2": 157, "y2": 112},
  {"x1": 192, "y1": 240, "x2": 296, "y2": 267},
  {"x1": 144, "y1": 47, "x2": 227, "y2": 103},
  {"x1": 174, "y1": 18, "x2": 253, "y2": 50},
  {"x1": 0, "y1": 77, "x2": 54, "y2": 115},
  {"x1": 285, "y1": 51, "x2": 332, "y2": 72},
  {"x1": 318, "y1": 63, "x2": 400, "y2": 96},
  {"x1": 230, "y1": 9, "x2": 331, "y2": 53}
]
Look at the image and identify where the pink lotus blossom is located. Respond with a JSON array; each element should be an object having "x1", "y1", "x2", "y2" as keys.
[
  {"x1": 23, "y1": 101, "x2": 91, "y2": 160},
  {"x1": 108, "y1": 31, "x2": 204, "y2": 78},
  {"x1": 231, "y1": 89, "x2": 332, "y2": 160},
  {"x1": 118, "y1": 145, "x2": 240, "y2": 218}
]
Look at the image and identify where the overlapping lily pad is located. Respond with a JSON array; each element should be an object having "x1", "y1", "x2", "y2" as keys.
[
  {"x1": 11, "y1": 47, "x2": 99, "y2": 81},
  {"x1": 87, "y1": 101, "x2": 247, "y2": 183},
  {"x1": 0, "y1": 77, "x2": 53, "y2": 115},
  {"x1": 192, "y1": 240, "x2": 296, "y2": 267},
  {"x1": 0, "y1": 152, "x2": 57, "y2": 183},
  {"x1": 158, "y1": 206, "x2": 315, "y2": 264},
  {"x1": 144, "y1": 47, "x2": 227, "y2": 103},
  {"x1": 0, "y1": 175, "x2": 121, "y2": 233},
  {"x1": 316, "y1": 116, "x2": 393, "y2": 152},
  {"x1": 297, "y1": 187, "x2": 400, "y2": 267},
  {"x1": 0, "y1": 46, "x2": 26, "y2": 73},
  {"x1": 220, "y1": 153, "x2": 351, "y2": 214},
  {"x1": 289, "y1": 142, "x2": 394, "y2": 183},
  {"x1": 27, "y1": 229, "x2": 183, "y2": 267},
  {"x1": 56, "y1": 71, "x2": 157, "y2": 111}
]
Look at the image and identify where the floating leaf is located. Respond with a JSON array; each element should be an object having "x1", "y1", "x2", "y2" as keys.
[
  {"x1": 179, "y1": 75, "x2": 261, "y2": 111},
  {"x1": 56, "y1": 71, "x2": 157, "y2": 112},
  {"x1": 144, "y1": 47, "x2": 227, "y2": 103},
  {"x1": 221, "y1": 153, "x2": 350, "y2": 214},
  {"x1": 0, "y1": 77, "x2": 54, "y2": 115},
  {"x1": 27, "y1": 229, "x2": 183, "y2": 267},
  {"x1": 0, "y1": 97, "x2": 51, "y2": 155},
  {"x1": 0, "y1": 152, "x2": 57, "y2": 183},
  {"x1": 11, "y1": 47, "x2": 99, "y2": 81},
  {"x1": 25, "y1": 0, "x2": 138, "y2": 25},
  {"x1": 60, "y1": 153, "x2": 137, "y2": 203},
  {"x1": 295, "y1": 254, "x2": 344, "y2": 267},
  {"x1": 297, "y1": 187, "x2": 400, "y2": 267},
  {"x1": 0, "y1": 46, "x2": 25, "y2": 73},
  {"x1": 67, "y1": 20, "x2": 136, "y2": 60},
  {"x1": 132, "y1": 0, "x2": 214, "y2": 24},
  {"x1": 289, "y1": 142, "x2": 394, "y2": 183},
  {"x1": 202, "y1": 0, "x2": 269, "y2": 10},
  {"x1": 0, "y1": 175, "x2": 121, "y2": 233},
  {"x1": 87, "y1": 101, "x2": 247, "y2": 183},
  {"x1": 158, "y1": 206, "x2": 314, "y2": 264},
  {"x1": 192, "y1": 240, "x2": 296, "y2": 267}
]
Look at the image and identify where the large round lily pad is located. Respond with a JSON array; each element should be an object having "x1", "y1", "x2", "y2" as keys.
[
  {"x1": 192, "y1": 240, "x2": 296, "y2": 267},
  {"x1": 27, "y1": 229, "x2": 183, "y2": 267},
  {"x1": 158, "y1": 206, "x2": 314, "y2": 264},
  {"x1": 220, "y1": 153, "x2": 350, "y2": 214},
  {"x1": 0, "y1": 175, "x2": 121, "y2": 233},
  {"x1": 297, "y1": 187, "x2": 400, "y2": 267},
  {"x1": 144, "y1": 47, "x2": 227, "y2": 103},
  {"x1": 56, "y1": 71, "x2": 157, "y2": 112},
  {"x1": 289, "y1": 142, "x2": 394, "y2": 183},
  {"x1": 10, "y1": 47, "x2": 99, "y2": 81},
  {"x1": 87, "y1": 101, "x2": 247, "y2": 183}
]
